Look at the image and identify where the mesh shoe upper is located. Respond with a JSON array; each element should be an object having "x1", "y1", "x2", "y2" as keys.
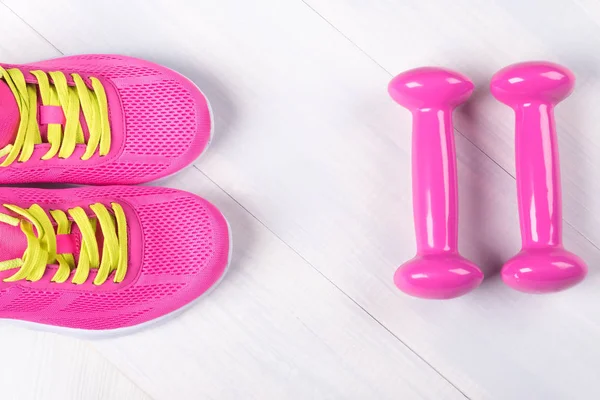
[
  {"x1": 0, "y1": 54, "x2": 212, "y2": 185},
  {"x1": 0, "y1": 186, "x2": 230, "y2": 331}
]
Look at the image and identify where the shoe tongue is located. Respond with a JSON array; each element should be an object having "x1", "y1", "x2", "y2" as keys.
[
  {"x1": 0, "y1": 222, "x2": 27, "y2": 262},
  {"x1": 0, "y1": 218, "x2": 83, "y2": 265},
  {"x1": 0, "y1": 80, "x2": 19, "y2": 149}
]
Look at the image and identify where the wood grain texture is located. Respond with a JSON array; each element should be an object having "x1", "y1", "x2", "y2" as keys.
[
  {"x1": 89, "y1": 167, "x2": 465, "y2": 400},
  {"x1": 1, "y1": 0, "x2": 599, "y2": 399},
  {"x1": 0, "y1": 326, "x2": 150, "y2": 400}
]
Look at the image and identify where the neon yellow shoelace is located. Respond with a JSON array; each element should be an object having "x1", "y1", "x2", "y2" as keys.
[
  {"x1": 0, "y1": 203, "x2": 128, "y2": 285},
  {"x1": 0, "y1": 67, "x2": 111, "y2": 166}
]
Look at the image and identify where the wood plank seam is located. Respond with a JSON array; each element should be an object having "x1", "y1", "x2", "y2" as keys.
[{"x1": 192, "y1": 166, "x2": 471, "y2": 399}]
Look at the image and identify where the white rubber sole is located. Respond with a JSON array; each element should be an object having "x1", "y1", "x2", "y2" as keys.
[{"x1": 1, "y1": 216, "x2": 233, "y2": 339}]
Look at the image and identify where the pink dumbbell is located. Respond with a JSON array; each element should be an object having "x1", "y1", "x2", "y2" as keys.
[
  {"x1": 389, "y1": 67, "x2": 484, "y2": 299},
  {"x1": 491, "y1": 61, "x2": 587, "y2": 293}
]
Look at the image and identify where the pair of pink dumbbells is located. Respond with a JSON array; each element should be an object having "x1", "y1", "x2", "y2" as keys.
[{"x1": 390, "y1": 61, "x2": 588, "y2": 299}]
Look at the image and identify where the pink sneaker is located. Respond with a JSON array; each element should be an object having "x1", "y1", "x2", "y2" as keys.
[
  {"x1": 0, "y1": 186, "x2": 231, "y2": 335},
  {"x1": 0, "y1": 54, "x2": 212, "y2": 185}
]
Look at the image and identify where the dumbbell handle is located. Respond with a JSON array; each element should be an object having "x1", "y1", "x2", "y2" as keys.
[
  {"x1": 515, "y1": 103, "x2": 562, "y2": 248},
  {"x1": 411, "y1": 108, "x2": 458, "y2": 254}
]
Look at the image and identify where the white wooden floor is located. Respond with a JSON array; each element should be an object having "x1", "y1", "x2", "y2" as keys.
[{"x1": 1, "y1": 0, "x2": 599, "y2": 399}]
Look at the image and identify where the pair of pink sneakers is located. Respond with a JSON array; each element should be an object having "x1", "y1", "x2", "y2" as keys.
[{"x1": 0, "y1": 55, "x2": 231, "y2": 335}]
